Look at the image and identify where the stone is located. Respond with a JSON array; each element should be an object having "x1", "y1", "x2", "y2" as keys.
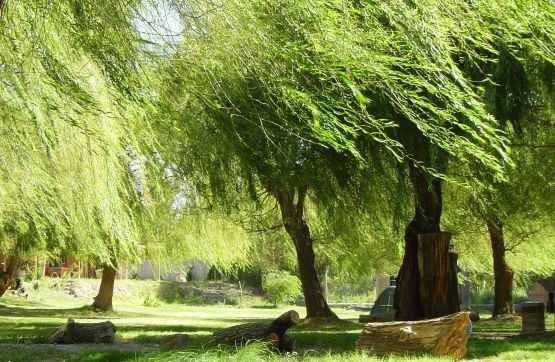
[{"x1": 160, "y1": 334, "x2": 190, "y2": 351}]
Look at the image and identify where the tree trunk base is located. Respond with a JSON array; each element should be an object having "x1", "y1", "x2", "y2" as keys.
[
  {"x1": 210, "y1": 310, "x2": 299, "y2": 352},
  {"x1": 356, "y1": 312, "x2": 470, "y2": 360},
  {"x1": 49, "y1": 318, "x2": 116, "y2": 344}
]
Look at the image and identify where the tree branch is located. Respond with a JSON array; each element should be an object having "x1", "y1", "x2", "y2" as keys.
[{"x1": 511, "y1": 144, "x2": 555, "y2": 148}]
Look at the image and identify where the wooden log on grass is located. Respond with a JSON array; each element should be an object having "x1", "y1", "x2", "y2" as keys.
[
  {"x1": 356, "y1": 312, "x2": 470, "y2": 360},
  {"x1": 210, "y1": 310, "x2": 299, "y2": 352},
  {"x1": 49, "y1": 318, "x2": 116, "y2": 344}
]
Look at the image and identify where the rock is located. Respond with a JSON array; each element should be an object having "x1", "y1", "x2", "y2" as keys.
[
  {"x1": 160, "y1": 334, "x2": 190, "y2": 351},
  {"x1": 469, "y1": 312, "x2": 480, "y2": 322}
]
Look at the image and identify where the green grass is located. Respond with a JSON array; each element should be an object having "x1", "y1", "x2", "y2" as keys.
[{"x1": 1, "y1": 280, "x2": 554, "y2": 361}]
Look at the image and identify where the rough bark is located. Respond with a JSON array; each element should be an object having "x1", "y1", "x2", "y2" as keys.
[
  {"x1": 210, "y1": 310, "x2": 299, "y2": 352},
  {"x1": 0, "y1": 255, "x2": 19, "y2": 298},
  {"x1": 265, "y1": 183, "x2": 337, "y2": 319},
  {"x1": 49, "y1": 318, "x2": 116, "y2": 344},
  {"x1": 356, "y1": 312, "x2": 470, "y2": 360},
  {"x1": 417, "y1": 232, "x2": 458, "y2": 318},
  {"x1": 0, "y1": 0, "x2": 6, "y2": 21},
  {"x1": 486, "y1": 217, "x2": 515, "y2": 316},
  {"x1": 394, "y1": 156, "x2": 459, "y2": 320},
  {"x1": 92, "y1": 263, "x2": 117, "y2": 312}
]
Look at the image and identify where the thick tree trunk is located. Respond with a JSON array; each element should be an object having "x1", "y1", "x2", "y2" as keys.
[
  {"x1": 0, "y1": 256, "x2": 19, "y2": 298},
  {"x1": 92, "y1": 263, "x2": 117, "y2": 312},
  {"x1": 265, "y1": 183, "x2": 337, "y2": 319},
  {"x1": 486, "y1": 218, "x2": 515, "y2": 316},
  {"x1": 394, "y1": 159, "x2": 459, "y2": 320}
]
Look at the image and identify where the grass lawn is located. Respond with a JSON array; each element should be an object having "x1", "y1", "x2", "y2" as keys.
[{"x1": 0, "y1": 280, "x2": 554, "y2": 361}]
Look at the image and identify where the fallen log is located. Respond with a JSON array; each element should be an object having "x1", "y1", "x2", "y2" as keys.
[
  {"x1": 210, "y1": 310, "x2": 299, "y2": 352},
  {"x1": 49, "y1": 318, "x2": 116, "y2": 344},
  {"x1": 356, "y1": 312, "x2": 470, "y2": 360}
]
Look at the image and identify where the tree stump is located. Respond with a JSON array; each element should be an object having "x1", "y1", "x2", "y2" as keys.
[
  {"x1": 49, "y1": 318, "x2": 116, "y2": 344},
  {"x1": 210, "y1": 310, "x2": 299, "y2": 352},
  {"x1": 356, "y1": 312, "x2": 470, "y2": 360}
]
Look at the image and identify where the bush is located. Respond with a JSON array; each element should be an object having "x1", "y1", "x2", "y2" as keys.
[
  {"x1": 142, "y1": 290, "x2": 162, "y2": 307},
  {"x1": 143, "y1": 294, "x2": 161, "y2": 307},
  {"x1": 262, "y1": 270, "x2": 301, "y2": 306},
  {"x1": 182, "y1": 295, "x2": 205, "y2": 305},
  {"x1": 470, "y1": 286, "x2": 529, "y2": 305},
  {"x1": 224, "y1": 295, "x2": 239, "y2": 305}
]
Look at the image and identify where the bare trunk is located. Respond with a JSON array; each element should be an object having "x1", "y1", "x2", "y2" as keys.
[
  {"x1": 394, "y1": 158, "x2": 459, "y2": 320},
  {"x1": 265, "y1": 183, "x2": 337, "y2": 319},
  {"x1": 0, "y1": 256, "x2": 19, "y2": 298},
  {"x1": 486, "y1": 218, "x2": 515, "y2": 316},
  {"x1": 92, "y1": 263, "x2": 117, "y2": 311},
  {"x1": 0, "y1": 0, "x2": 7, "y2": 21}
]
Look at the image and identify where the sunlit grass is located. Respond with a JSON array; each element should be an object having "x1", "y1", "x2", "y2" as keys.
[{"x1": 1, "y1": 279, "x2": 554, "y2": 361}]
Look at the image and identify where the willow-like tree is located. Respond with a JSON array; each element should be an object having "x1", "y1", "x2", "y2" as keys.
[
  {"x1": 157, "y1": 0, "x2": 515, "y2": 319},
  {"x1": 444, "y1": 42, "x2": 555, "y2": 316},
  {"x1": 479, "y1": 54, "x2": 554, "y2": 317},
  {"x1": 0, "y1": 1, "x2": 155, "y2": 303}
]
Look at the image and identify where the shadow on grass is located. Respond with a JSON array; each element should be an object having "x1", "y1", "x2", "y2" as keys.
[
  {"x1": 68, "y1": 350, "x2": 138, "y2": 362},
  {"x1": 201, "y1": 317, "x2": 272, "y2": 324},
  {"x1": 467, "y1": 335, "x2": 555, "y2": 359},
  {"x1": 1, "y1": 347, "x2": 138, "y2": 362},
  {"x1": 0, "y1": 319, "x2": 61, "y2": 343},
  {"x1": 117, "y1": 324, "x2": 220, "y2": 334},
  {"x1": 250, "y1": 304, "x2": 278, "y2": 309},
  {"x1": 291, "y1": 331, "x2": 359, "y2": 353},
  {"x1": 0, "y1": 320, "x2": 221, "y2": 345},
  {"x1": 0, "y1": 304, "x2": 144, "y2": 320}
]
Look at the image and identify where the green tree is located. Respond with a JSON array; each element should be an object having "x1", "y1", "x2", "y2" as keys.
[
  {"x1": 159, "y1": 0, "x2": 519, "y2": 320},
  {"x1": 0, "y1": 1, "x2": 156, "y2": 301},
  {"x1": 445, "y1": 44, "x2": 555, "y2": 316}
]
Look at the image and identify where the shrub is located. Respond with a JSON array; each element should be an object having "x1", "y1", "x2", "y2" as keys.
[
  {"x1": 182, "y1": 295, "x2": 205, "y2": 305},
  {"x1": 262, "y1": 270, "x2": 301, "y2": 306},
  {"x1": 142, "y1": 290, "x2": 161, "y2": 307},
  {"x1": 224, "y1": 295, "x2": 239, "y2": 305}
]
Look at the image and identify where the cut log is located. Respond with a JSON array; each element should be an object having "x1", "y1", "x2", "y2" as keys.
[
  {"x1": 356, "y1": 312, "x2": 470, "y2": 360},
  {"x1": 49, "y1": 318, "x2": 116, "y2": 344},
  {"x1": 210, "y1": 310, "x2": 299, "y2": 352}
]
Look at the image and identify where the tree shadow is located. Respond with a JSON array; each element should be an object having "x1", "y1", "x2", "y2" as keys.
[
  {"x1": 467, "y1": 334, "x2": 555, "y2": 359},
  {"x1": 0, "y1": 304, "x2": 144, "y2": 319}
]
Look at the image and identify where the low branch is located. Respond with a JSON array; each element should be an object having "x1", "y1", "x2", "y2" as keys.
[
  {"x1": 245, "y1": 224, "x2": 283, "y2": 233},
  {"x1": 511, "y1": 144, "x2": 555, "y2": 148}
]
